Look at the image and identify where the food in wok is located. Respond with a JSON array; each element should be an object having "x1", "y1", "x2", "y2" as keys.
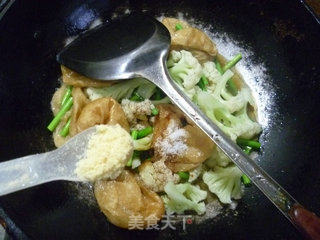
[{"x1": 48, "y1": 17, "x2": 262, "y2": 229}]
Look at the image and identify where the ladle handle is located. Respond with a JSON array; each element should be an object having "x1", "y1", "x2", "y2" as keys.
[
  {"x1": 143, "y1": 60, "x2": 320, "y2": 238},
  {"x1": 290, "y1": 204, "x2": 320, "y2": 240},
  {"x1": 0, "y1": 152, "x2": 52, "y2": 196}
]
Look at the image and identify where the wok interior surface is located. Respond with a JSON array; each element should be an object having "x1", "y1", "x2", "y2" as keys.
[{"x1": 0, "y1": 0, "x2": 319, "y2": 239}]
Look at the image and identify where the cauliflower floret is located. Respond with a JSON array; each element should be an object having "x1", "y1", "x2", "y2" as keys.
[
  {"x1": 178, "y1": 84, "x2": 196, "y2": 99},
  {"x1": 233, "y1": 107, "x2": 262, "y2": 140},
  {"x1": 86, "y1": 78, "x2": 157, "y2": 101},
  {"x1": 205, "y1": 147, "x2": 231, "y2": 168},
  {"x1": 121, "y1": 99, "x2": 155, "y2": 125},
  {"x1": 170, "y1": 50, "x2": 182, "y2": 62},
  {"x1": 188, "y1": 164, "x2": 204, "y2": 182},
  {"x1": 202, "y1": 61, "x2": 221, "y2": 90},
  {"x1": 210, "y1": 70, "x2": 252, "y2": 113},
  {"x1": 138, "y1": 160, "x2": 179, "y2": 192},
  {"x1": 167, "y1": 50, "x2": 202, "y2": 91},
  {"x1": 203, "y1": 165, "x2": 243, "y2": 204},
  {"x1": 133, "y1": 134, "x2": 153, "y2": 151},
  {"x1": 196, "y1": 89, "x2": 262, "y2": 141},
  {"x1": 162, "y1": 181, "x2": 207, "y2": 215}
]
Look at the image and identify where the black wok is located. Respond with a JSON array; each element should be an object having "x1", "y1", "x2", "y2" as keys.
[{"x1": 0, "y1": 0, "x2": 319, "y2": 239}]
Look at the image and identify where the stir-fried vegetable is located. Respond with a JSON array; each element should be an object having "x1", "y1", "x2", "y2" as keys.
[
  {"x1": 129, "y1": 90, "x2": 144, "y2": 102},
  {"x1": 203, "y1": 165, "x2": 242, "y2": 204},
  {"x1": 126, "y1": 150, "x2": 140, "y2": 167},
  {"x1": 196, "y1": 90, "x2": 261, "y2": 141},
  {"x1": 167, "y1": 50, "x2": 202, "y2": 99},
  {"x1": 240, "y1": 146, "x2": 253, "y2": 186},
  {"x1": 137, "y1": 126, "x2": 153, "y2": 139},
  {"x1": 48, "y1": 21, "x2": 263, "y2": 223},
  {"x1": 61, "y1": 86, "x2": 73, "y2": 107},
  {"x1": 178, "y1": 171, "x2": 190, "y2": 182},
  {"x1": 60, "y1": 118, "x2": 71, "y2": 137},
  {"x1": 223, "y1": 54, "x2": 242, "y2": 72},
  {"x1": 151, "y1": 107, "x2": 159, "y2": 115},
  {"x1": 222, "y1": 54, "x2": 242, "y2": 96},
  {"x1": 210, "y1": 60, "x2": 238, "y2": 97},
  {"x1": 163, "y1": 182, "x2": 207, "y2": 215},
  {"x1": 175, "y1": 23, "x2": 183, "y2": 31},
  {"x1": 197, "y1": 75, "x2": 209, "y2": 91},
  {"x1": 237, "y1": 137, "x2": 261, "y2": 150},
  {"x1": 133, "y1": 134, "x2": 153, "y2": 151},
  {"x1": 226, "y1": 79, "x2": 238, "y2": 96},
  {"x1": 215, "y1": 61, "x2": 223, "y2": 74},
  {"x1": 86, "y1": 78, "x2": 156, "y2": 101},
  {"x1": 131, "y1": 130, "x2": 138, "y2": 140},
  {"x1": 205, "y1": 147, "x2": 231, "y2": 168},
  {"x1": 241, "y1": 174, "x2": 251, "y2": 187},
  {"x1": 47, "y1": 97, "x2": 73, "y2": 132}
]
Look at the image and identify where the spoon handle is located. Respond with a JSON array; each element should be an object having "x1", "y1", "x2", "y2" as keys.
[
  {"x1": 290, "y1": 204, "x2": 320, "y2": 239},
  {"x1": 145, "y1": 61, "x2": 320, "y2": 238},
  {"x1": 0, "y1": 152, "x2": 53, "y2": 196}
]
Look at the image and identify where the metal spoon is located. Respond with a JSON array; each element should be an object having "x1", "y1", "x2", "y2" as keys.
[
  {"x1": 56, "y1": 13, "x2": 320, "y2": 238},
  {"x1": 0, "y1": 127, "x2": 96, "y2": 196}
]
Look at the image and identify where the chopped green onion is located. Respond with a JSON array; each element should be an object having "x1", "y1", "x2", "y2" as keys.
[
  {"x1": 197, "y1": 75, "x2": 209, "y2": 91},
  {"x1": 241, "y1": 174, "x2": 251, "y2": 187},
  {"x1": 175, "y1": 23, "x2": 183, "y2": 31},
  {"x1": 60, "y1": 118, "x2": 71, "y2": 137},
  {"x1": 131, "y1": 130, "x2": 138, "y2": 140},
  {"x1": 126, "y1": 158, "x2": 133, "y2": 167},
  {"x1": 137, "y1": 126, "x2": 153, "y2": 139},
  {"x1": 222, "y1": 53, "x2": 242, "y2": 72},
  {"x1": 61, "y1": 86, "x2": 73, "y2": 107},
  {"x1": 151, "y1": 107, "x2": 159, "y2": 116},
  {"x1": 130, "y1": 93, "x2": 143, "y2": 101},
  {"x1": 237, "y1": 138, "x2": 261, "y2": 150},
  {"x1": 178, "y1": 171, "x2": 189, "y2": 182},
  {"x1": 127, "y1": 150, "x2": 140, "y2": 167},
  {"x1": 226, "y1": 79, "x2": 238, "y2": 96},
  {"x1": 242, "y1": 146, "x2": 252, "y2": 155},
  {"x1": 130, "y1": 90, "x2": 144, "y2": 102},
  {"x1": 47, "y1": 97, "x2": 73, "y2": 132},
  {"x1": 240, "y1": 146, "x2": 252, "y2": 187},
  {"x1": 215, "y1": 61, "x2": 223, "y2": 75}
]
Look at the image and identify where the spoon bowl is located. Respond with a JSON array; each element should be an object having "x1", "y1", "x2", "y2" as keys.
[{"x1": 57, "y1": 14, "x2": 170, "y2": 81}]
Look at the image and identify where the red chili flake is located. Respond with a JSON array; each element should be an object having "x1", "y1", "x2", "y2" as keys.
[{"x1": 186, "y1": 218, "x2": 192, "y2": 224}]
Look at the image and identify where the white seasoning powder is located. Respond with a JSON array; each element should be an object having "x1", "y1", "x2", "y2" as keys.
[{"x1": 155, "y1": 120, "x2": 188, "y2": 157}]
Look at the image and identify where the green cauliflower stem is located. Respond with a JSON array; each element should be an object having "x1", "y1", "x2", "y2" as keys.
[
  {"x1": 167, "y1": 50, "x2": 202, "y2": 94},
  {"x1": 163, "y1": 181, "x2": 207, "y2": 215},
  {"x1": 203, "y1": 165, "x2": 243, "y2": 204}
]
